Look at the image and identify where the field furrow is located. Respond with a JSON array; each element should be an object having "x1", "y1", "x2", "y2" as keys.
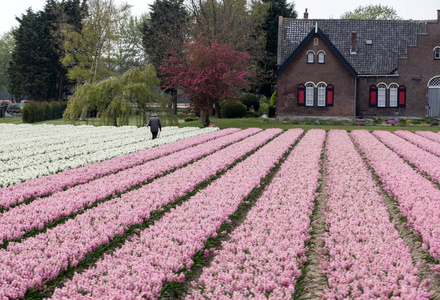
[
  {"x1": 372, "y1": 130, "x2": 440, "y2": 183},
  {"x1": 50, "y1": 129, "x2": 302, "y2": 299},
  {"x1": 0, "y1": 129, "x2": 281, "y2": 298},
  {"x1": 0, "y1": 128, "x2": 258, "y2": 244},
  {"x1": 322, "y1": 130, "x2": 430, "y2": 298},
  {"x1": 0, "y1": 128, "x2": 237, "y2": 209},
  {"x1": 187, "y1": 129, "x2": 324, "y2": 299},
  {"x1": 351, "y1": 130, "x2": 440, "y2": 275}
]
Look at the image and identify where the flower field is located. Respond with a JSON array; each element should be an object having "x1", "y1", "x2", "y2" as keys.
[{"x1": 1, "y1": 124, "x2": 440, "y2": 299}]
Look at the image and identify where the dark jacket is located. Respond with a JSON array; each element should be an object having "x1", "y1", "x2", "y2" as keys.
[{"x1": 148, "y1": 116, "x2": 162, "y2": 132}]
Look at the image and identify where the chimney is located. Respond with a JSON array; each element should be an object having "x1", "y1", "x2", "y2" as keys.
[
  {"x1": 304, "y1": 8, "x2": 309, "y2": 19},
  {"x1": 351, "y1": 31, "x2": 357, "y2": 54}
]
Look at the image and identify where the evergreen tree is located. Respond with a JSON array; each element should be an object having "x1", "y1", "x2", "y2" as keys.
[
  {"x1": 259, "y1": 0, "x2": 296, "y2": 97},
  {"x1": 141, "y1": 0, "x2": 188, "y2": 114},
  {"x1": 8, "y1": 0, "x2": 86, "y2": 101},
  {"x1": 8, "y1": 8, "x2": 55, "y2": 100}
]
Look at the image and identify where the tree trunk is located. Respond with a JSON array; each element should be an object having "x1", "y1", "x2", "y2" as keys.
[
  {"x1": 215, "y1": 102, "x2": 221, "y2": 118},
  {"x1": 173, "y1": 90, "x2": 178, "y2": 115},
  {"x1": 200, "y1": 108, "x2": 210, "y2": 127}
]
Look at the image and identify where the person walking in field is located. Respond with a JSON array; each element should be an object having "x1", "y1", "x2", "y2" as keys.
[{"x1": 147, "y1": 113, "x2": 162, "y2": 139}]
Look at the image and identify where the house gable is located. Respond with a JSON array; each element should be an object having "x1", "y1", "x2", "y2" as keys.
[
  {"x1": 276, "y1": 31, "x2": 356, "y2": 117},
  {"x1": 276, "y1": 25, "x2": 357, "y2": 77}
]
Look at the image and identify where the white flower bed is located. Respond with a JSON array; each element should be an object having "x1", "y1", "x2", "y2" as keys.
[{"x1": 0, "y1": 124, "x2": 218, "y2": 187}]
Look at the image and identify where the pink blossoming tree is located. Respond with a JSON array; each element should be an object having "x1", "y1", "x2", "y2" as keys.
[{"x1": 161, "y1": 38, "x2": 251, "y2": 127}]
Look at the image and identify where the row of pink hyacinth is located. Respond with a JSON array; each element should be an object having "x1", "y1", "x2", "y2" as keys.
[
  {"x1": 0, "y1": 128, "x2": 237, "y2": 210},
  {"x1": 187, "y1": 129, "x2": 324, "y2": 299},
  {"x1": 0, "y1": 128, "x2": 258, "y2": 244},
  {"x1": 394, "y1": 130, "x2": 440, "y2": 157},
  {"x1": 0, "y1": 128, "x2": 283, "y2": 299},
  {"x1": 50, "y1": 129, "x2": 303, "y2": 299},
  {"x1": 416, "y1": 130, "x2": 440, "y2": 143},
  {"x1": 351, "y1": 130, "x2": 440, "y2": 275},
  {"x1": 322, "y1": 130, "x2": 430, "y2": 299},
  {"x1": 373, "y1": 130, "x2": 440, "y2": 184}
]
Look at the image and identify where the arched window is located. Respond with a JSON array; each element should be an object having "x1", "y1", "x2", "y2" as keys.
[
  {"x1": 398, "y1": 85, "x2": 406, "y2": 108},
  {"x1": 369, "y1": 85, "x2": 377, "y2": 107},
  {"x1": 326, "y1": 84, "x2": 334, "y2": 106},
  {"x1": 377, "y1": 84, "x2": 387, "y2": 107},
  {"x1": 297, "y1": 84, "x2": 305, "y2": 106},
  {"x1": 317, "y1": 83, "x2": 326, "y2": 106},
  {"x1": 305, "y1": 83, "x2": 314, "y2": 106},
  {"x1": 318, "y1": 52, "x2": 325, "y2": 64},
  {"x1": 307, "y1": 52, "x2": 314, "y2": 63},
  {"x1": 434, "y1": 48, "x2": 440, "y2": 60},
  {"x1": 389, "y1": 84, "x2": 398, "y2": 107}
]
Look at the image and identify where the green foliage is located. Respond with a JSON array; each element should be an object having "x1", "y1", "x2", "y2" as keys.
[
  {"x1": 0, "y1": 31, "x2": 14, "y2": 95},
  {"x1": 184, "y1": 116, "x2": 199, "y2": 122},
  {"x1": 8, "y1": 8, "x2": 58, "y2": 100},
  {"x1": 340, "y1": 4, "x2": 401, "y2": 20},
  {"x1": 258, "y1": 0, "x2": 297, "y2": 97},
  {"x1": 22, "y1": 101, "x2": 67, "y2": 123},
  {"x1": 268, "y1": 105, "x2": 276, "y2": 118},
  {"x1": 270, "y1": 91, "x2": 276, "y2": 106},
  {"x1": 61, "y1": 0, "x2": 131, "y2": 84},
  {"x1": 221, "y1": 101, "x2": 247, "y2": 118},
  {"x1": 240, "y1": 93, "x2": 260, "y2": 112},
  {"x1": 141, "y1": 0, "x2": 188, "y2": 73},
  {"x1": 63, "y1": 65, "x2": 161, "y2": 126},
  {"x1": 258, "y1": 102, "x2": 269, "y2": 115},
  {"x1": 8, "y1": 1, "x2": 85, "y2": 100}
]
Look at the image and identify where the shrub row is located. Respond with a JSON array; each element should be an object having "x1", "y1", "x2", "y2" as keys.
[{"x1": 22, "y1": 101, "x2": 67, "y2": 123}]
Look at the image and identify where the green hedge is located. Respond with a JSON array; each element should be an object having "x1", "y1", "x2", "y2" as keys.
[
  {"x1": 22, "y1": 101, "x2": 67, "y2": 123},
  {"x1": 221, "y1": 101, "x2": 247, "y2": 118},
  {"x1": 240, "y1": 93, "x2": 260, "y2": 112}
]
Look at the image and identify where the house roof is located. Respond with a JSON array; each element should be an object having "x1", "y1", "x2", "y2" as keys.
[
  {"x1": 276, "y1": 26, "x2": 357, "y2": 77},
  {"x1": 278, "y1": 18, "x2": 428, "y2": 75}
]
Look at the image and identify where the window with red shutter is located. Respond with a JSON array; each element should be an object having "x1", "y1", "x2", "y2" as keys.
[
  {"x1": 297, "y1": 84, "x2": 305, "y2": 106},
  {"x1": 326, "y1": 84, "x2": 334, "y2": 106},
  {"x1": 369, "y1": 85, "x2": 377, "y2": 107},
  {"x1": 398, "y1": 85, "x2": 406, "y2": 108}
]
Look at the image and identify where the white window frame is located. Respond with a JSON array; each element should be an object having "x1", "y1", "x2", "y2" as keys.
[
  {"x1": 435, "y1": 48, "x2": 440, "y2": 59},
  {"x1": 318, "y1": 52, "x2": 325, "y2": 64},
  {"x1": 317, "y1": 83, "x2": 326, "y2": 106},
  {"x1": 377, "y1": 84, "x2": 387, "y2": 107},
  {"x1": 307, "y1": 52, "x2": 314, "y2": 63},
  {"x1": 389, "y1": 84, "x2": 398, "y2": 107},
  {"x1": 305, "y1": 83, "x2": 314, "y2": 106}
]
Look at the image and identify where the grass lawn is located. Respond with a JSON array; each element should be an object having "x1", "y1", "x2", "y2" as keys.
[
  {"x1": 1, "y1": 115, "x2": 439, "y2": 132},
  {"x1": 180, "y1": 117, "x2": 440, "y2": 132}
]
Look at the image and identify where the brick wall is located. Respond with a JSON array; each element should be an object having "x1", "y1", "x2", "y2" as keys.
[
  {"x1": 277, "y1": 33, "x2": 355, "y2": 117},
  {"x1": 357, "y1": 15, "x2": 440, "y2": 118},
  {"x1": 278, "y1": 11, "x2": 440, "y2": 118}
]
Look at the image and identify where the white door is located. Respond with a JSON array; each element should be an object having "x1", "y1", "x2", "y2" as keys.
[{"x1": 428, "y1": 77, "x2": 440, "y2": 118}]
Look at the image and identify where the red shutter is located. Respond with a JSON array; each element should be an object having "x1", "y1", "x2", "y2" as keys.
[
  {"x1": 398, "y1": 85, "x2": 406, "y2": 108},
  {"x1": 298, "y1": 84, "x2": 305, "y2": 106},
  {"x1": 326, "y1": 84, "x2": 334, "y2": 106},
  {"x1": 369, "y1": 85, "x2": 377, "y2": 107}
]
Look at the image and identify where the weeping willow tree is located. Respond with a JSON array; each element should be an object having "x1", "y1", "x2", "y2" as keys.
[{"x1": 63, "y1": 64, "x2": 161, "y2": 126}]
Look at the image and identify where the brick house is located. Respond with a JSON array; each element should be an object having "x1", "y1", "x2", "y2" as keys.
[{"x1": 276, "y1": 10, "x2": 440, "y2": 118}]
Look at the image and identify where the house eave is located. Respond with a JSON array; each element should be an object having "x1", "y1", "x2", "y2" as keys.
[{"x1": 276, "y1": 27, "x2": 358, "y2": 78}]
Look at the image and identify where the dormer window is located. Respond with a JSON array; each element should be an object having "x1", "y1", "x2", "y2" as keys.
[
  {"x1": 307, "y1": 51, "x2": 315, "y2": 63},
  {"x1": 318, "y1": 52, "x2": 325, "y2": 64},
  {"x1": 435, "y1": 47, "x2": 440, "y2": 60}
]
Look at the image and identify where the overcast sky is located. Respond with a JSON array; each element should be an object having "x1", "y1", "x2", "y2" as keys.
[{"x1": 1, "y1": 0, "x2": 439, "y2": 36}]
